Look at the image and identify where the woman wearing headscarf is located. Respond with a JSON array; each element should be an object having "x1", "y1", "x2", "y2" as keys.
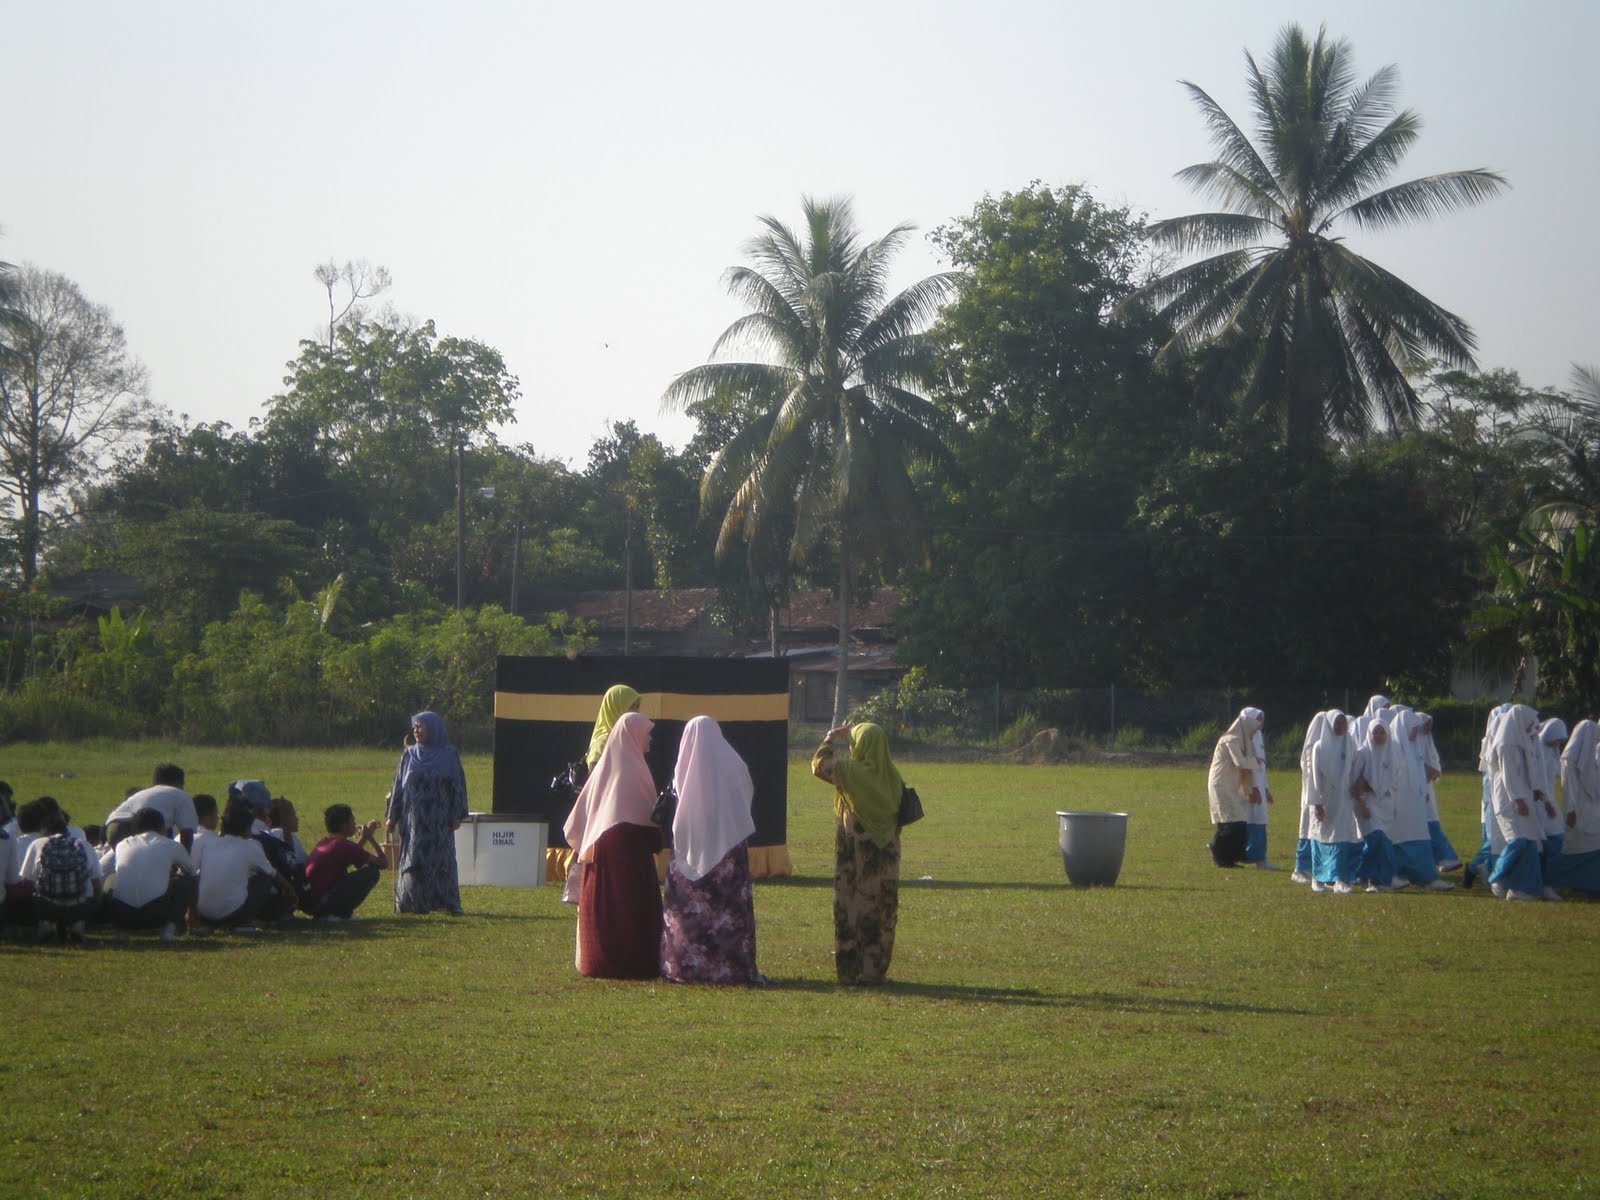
[
  {"x1": 1416, "y1": 714, "x2": 1461, "y2": 871},
  {"x1": 553, "y1": 684, "x2": 642, "y2": 888},
  {"x1": 1351, "y1": 694, "x2": 1391, "y2": 748},
  {"x1": 1206, "y1": 709, "x2": 1262, "y2": 868},
  {"x1": 1351, "y1": 717, "x2": 1407, "y2": 891},
  {"x1": 563, "y1": 710, "x2": 664, "y2": 978},
  {"x1": 1485, "y1": 704, "x2": 1547, "y2": 901},
  {"x1": 1536, "y1": 718, "x2": 1569, "y2": 892},
  {"x1": 1547, "y1": 719, "x2": 1600, "y2": 895},
  {"x1": 660, "y1": 716, "x2": 763, "y2": 984},
  {"x1": 385, "y1": 710, "x2": 469, "y2": 915},
  {"x1": 1464, "y1": 703, "x2": 1514, "y2": 889},
  {"x1": 1290, "y1": 711, "x2": 1327, "y2": 883},
  {"x1": 812, "y1": 722, "x2": 905, "y2": 986},
  {"x1": 1306, "y1": 710, "x2": 1360, "y2": 893},
  {"x1": 1389, "y1": 709, "x2": 1452, "y2": 890},
  {"x1": 1242, "y1": 709, "x2": 1279, "y2": 870}
]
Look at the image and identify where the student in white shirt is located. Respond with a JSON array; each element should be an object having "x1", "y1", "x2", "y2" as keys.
[
  {"x1": 105, "y1": 808, "x2": 196, "y2": 943},
  {"x1": 20, "y1": 803, "x2": 98, "y2": 943},
  {"x1": 187, "y1": 794, "x2": 219, "y2": 875},
  {"x1": 105, "y1": 764, "x2": 199, "y2": 850},
  {"x1": 196, "y1": 797, "x2": 298, "y2": 930}
]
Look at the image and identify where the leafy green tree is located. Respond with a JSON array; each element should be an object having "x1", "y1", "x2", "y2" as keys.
[
  {"x1": 1125, "y1": 24, "x2": 1507, "y2": 450},
  {"x1": 0, "y1": 266, "x2": 153, "y2": 581},
  {"x1": 895, "y1": 185, "x2": 1185, "y2": 687},
  {"x1": 664, "y1": 196, "x2": 956, "y2": 722}
]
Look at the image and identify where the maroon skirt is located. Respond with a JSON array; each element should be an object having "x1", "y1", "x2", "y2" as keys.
[{"x1": 578, "y1": 822, "x2": 665, "y2": 979}]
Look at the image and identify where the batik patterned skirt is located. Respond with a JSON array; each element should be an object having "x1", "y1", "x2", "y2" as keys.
[
  {"x1": 661, "y1": 842, "x2": 760, "y2": 984},
  {"x1": 834, "y1": 818, "x2": 900, "y2": 985}
]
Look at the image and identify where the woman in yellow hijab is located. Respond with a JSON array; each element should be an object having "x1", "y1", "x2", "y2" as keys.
[{"x1": 812, "y1": 721, "x2": 905, "y2": 985}]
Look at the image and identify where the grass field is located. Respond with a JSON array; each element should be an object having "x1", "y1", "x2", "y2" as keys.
[{"x1": 2, "y1": 742, "x2": 1596, "y2": 1199}]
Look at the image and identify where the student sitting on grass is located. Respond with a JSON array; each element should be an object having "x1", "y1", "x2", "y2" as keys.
[
  {"x1": 105, "y1": 807, "x2": 196, "y2": 943},
  {"x1": 188, "y1": 794, "x2": 219, "y2": 873},
  {"x1": 20, "y1": 802, "x2": 99, "y2": 943},
  {"x1": 196, "y1": 797, "x2": 299, "y2": 932},
  {"x1": 4, "y1": 796, "x2": 47, "y2": 928},
  {"x1": 267, "y1": 797, "x2": 309, "y2": 872},
  {"x1": 302, "y1": 804, "x2": 385, "y2": 921},
  {"x1": 106, "y1": 764, "x2": 200, "y2": 851}
]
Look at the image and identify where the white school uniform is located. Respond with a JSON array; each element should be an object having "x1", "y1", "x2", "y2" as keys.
[{"x1": 110, "y1": 832, "x2": 195, "y2": 909}]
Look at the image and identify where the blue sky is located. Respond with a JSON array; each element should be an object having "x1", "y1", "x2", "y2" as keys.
[{"x1": 5, "y1": 0, "x2": 1595, "y2": 464}]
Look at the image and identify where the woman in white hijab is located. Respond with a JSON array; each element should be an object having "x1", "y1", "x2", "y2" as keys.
[
  {"x1": 1464, "y1": 704, "x2": 1513, "y2": 890},
  {"x1": 1242, "y1": 708, "x2": 1279, "y2": 870},
  {"x1": 1547, "y1": 719, "x2": 1600, "y2": 895},
  {"x1": 1207, "y1": 709, "x2": 1262, "y2": 867},
  {"x1": 660, "y1": 716, "x2": 764, "y2": 984},
  {"x1": 1305, "y1": 711, "x2": 1360, "y2": 893},
  {"x1": 1389, "y1": 710, "x2": 1452, "y2": 890},
  {"x1": 1290, "y1": 712, "x2": 1328, "y2": 883},
  {"x1": 1536, "y1": 718, "x2": 1569, "y2": 888},
  {"x1": 1485, "y1": 704, "x2": 1548, "y2": 901},
  {"x1": 1351, "y1": 695, "x2": 1391, "y2": 749},
  {"x1": 1351, "y1": 716, "x2": 1408, "y2": 891},
  {"x1": 1416, "y1": 714, "x2": 1461, "y2": 871}
]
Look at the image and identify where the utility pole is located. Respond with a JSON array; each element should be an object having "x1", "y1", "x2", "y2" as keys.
[
  {"x1": 623, "y1": 505, "x2": 633, "y2": 656},
  {"x1": 454, "y1": 433, "x2": 465, "y2": 610}
]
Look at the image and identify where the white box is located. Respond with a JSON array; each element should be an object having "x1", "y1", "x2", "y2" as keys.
[{"x1": 454, "y1": 813, "x2": 548, "y2": 887}]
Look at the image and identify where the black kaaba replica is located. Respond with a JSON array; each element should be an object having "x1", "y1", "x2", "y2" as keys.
[{"x1": 492, "y1": 655, "x2": 793, "y2": 878}]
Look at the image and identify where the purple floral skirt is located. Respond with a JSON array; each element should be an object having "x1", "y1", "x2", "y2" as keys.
[{"x1": 661, "y1": 842, "x2": 761, "y2": 984}]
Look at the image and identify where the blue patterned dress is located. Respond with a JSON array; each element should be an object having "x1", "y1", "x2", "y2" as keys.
[{"x1": 387, "y1": 718, "x2": 469, "y2": 915}]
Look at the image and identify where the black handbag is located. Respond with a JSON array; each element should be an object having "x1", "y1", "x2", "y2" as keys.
[
  {"x1": 549, "y1": 760, "x2": 588, "y2": 805},
  {"x1": 897, "y1": 783, "x2": 924, "y2": 828},
  {"x1": 651, "y1": 782, "x2": 679, "y2": 845}
]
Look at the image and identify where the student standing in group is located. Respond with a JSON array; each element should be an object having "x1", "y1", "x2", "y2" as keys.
[
  {"x1": 1485, "y1": 704, "x2": 1550, "y2": 902},
  {"x1": 1416, "y1": 714, "x2": 1461, "y2": 871},
  {"x1": 1290, "y1": 712, "x2": 1326, "y2": 884},
  {"x1": 661, "y1": 715, "x2": 763, "y2": 985},
  {"x1": 1243, "y1": 709, "x2": 1279, "y2": 870},
  {"x1": 1547, "y1": 719, "x2": 1600, "y2": 895},
  {"x1": 812, "y1": 722, "x2": 907, "y2": 986},
  {"x1": 1535, "y1": 719, "x2": 1569, "y2": 893},
  {"x1": 1351, "y1": 718, "x2": 1407, "y2": 891},
  {"x1": 564, "y1": 710, "x2": 664, "y2": 979},
  {"x1": 386, "y1": 711, "x2": 469, "y2": 916},
  {"x1": 1206, "y1": 709, "x2": 1262, "y2": 868},
  {"x1": 1305, "y1": 711, "x2": 1360, "y2": 893},
  {"x1": 1388, "y1": 709, "x2": 1452, "y2": 890}
]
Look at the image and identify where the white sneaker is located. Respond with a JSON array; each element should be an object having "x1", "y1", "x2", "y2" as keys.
[
  {"x1": 1366, "y1": 884, "x2": 1384, "y2": 893},
  {"x1": 1426, "y1": 879, "x2": 1455, "y2": 892},
  {"x1": 1438, "y1": 859, "x2": 1462, "y2": 872},
  {"x1": 1255, "y1": 861, "x2": 1283, "y2": 871},
  {"x1": 1310, "y1": 880, "x2": 1329, "y2": 893},
  {"x1": 159, "y1": 923, "x2": 178, "y2": 944},
  {"x1": 1506, "y1": 889, "x2": 1540, "y2": 902},
  {"x1": 1332, "y1": 882, "x2": 1356, "y2": 894},
  {"x1": 1490, "y1": 882, "x2": 1507, "y2": 898},
  {"x1": 1290, "y1": 870, "x2": 1311, "y2": 884},
  {"x1": 1541, "y1": 888, "x2": 1564, "y2": 902},
  {"x1": 1388, "y1": 878, "x2": 1411, "y2": 890}
]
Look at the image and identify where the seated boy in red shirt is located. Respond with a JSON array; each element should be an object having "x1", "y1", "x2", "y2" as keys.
[{"x1": 302, "y1": 804, "x2": 384, "y2": 921}]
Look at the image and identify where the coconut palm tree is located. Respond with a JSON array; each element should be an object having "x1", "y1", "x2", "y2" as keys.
[
  {"x1": 664, "y1": 196, "x2": 956, "y2": 724},
  {"x1": 1126, "y1": 24, "x2": 1507, "y2": 450}
]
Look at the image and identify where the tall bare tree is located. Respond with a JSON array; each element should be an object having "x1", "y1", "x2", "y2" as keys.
[
  {"x1": 313, "y1": 258, "x2": 392, "y2": 351},
  {"x1": 0, "y1": 265, "x2": 152, "y2": 581}
]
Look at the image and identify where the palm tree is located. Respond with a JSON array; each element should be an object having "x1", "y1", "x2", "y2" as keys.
[
  {"x1": 664, "y1": 196, "x2": 956, "y2": 724},
  {"x1": 1125, "y1": 24, "x2": 1507, "y2": 450}
]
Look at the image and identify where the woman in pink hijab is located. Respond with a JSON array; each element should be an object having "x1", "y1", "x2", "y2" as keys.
[{"x1": 563, "y1": 711, "x2": 664, "y2": 978}]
